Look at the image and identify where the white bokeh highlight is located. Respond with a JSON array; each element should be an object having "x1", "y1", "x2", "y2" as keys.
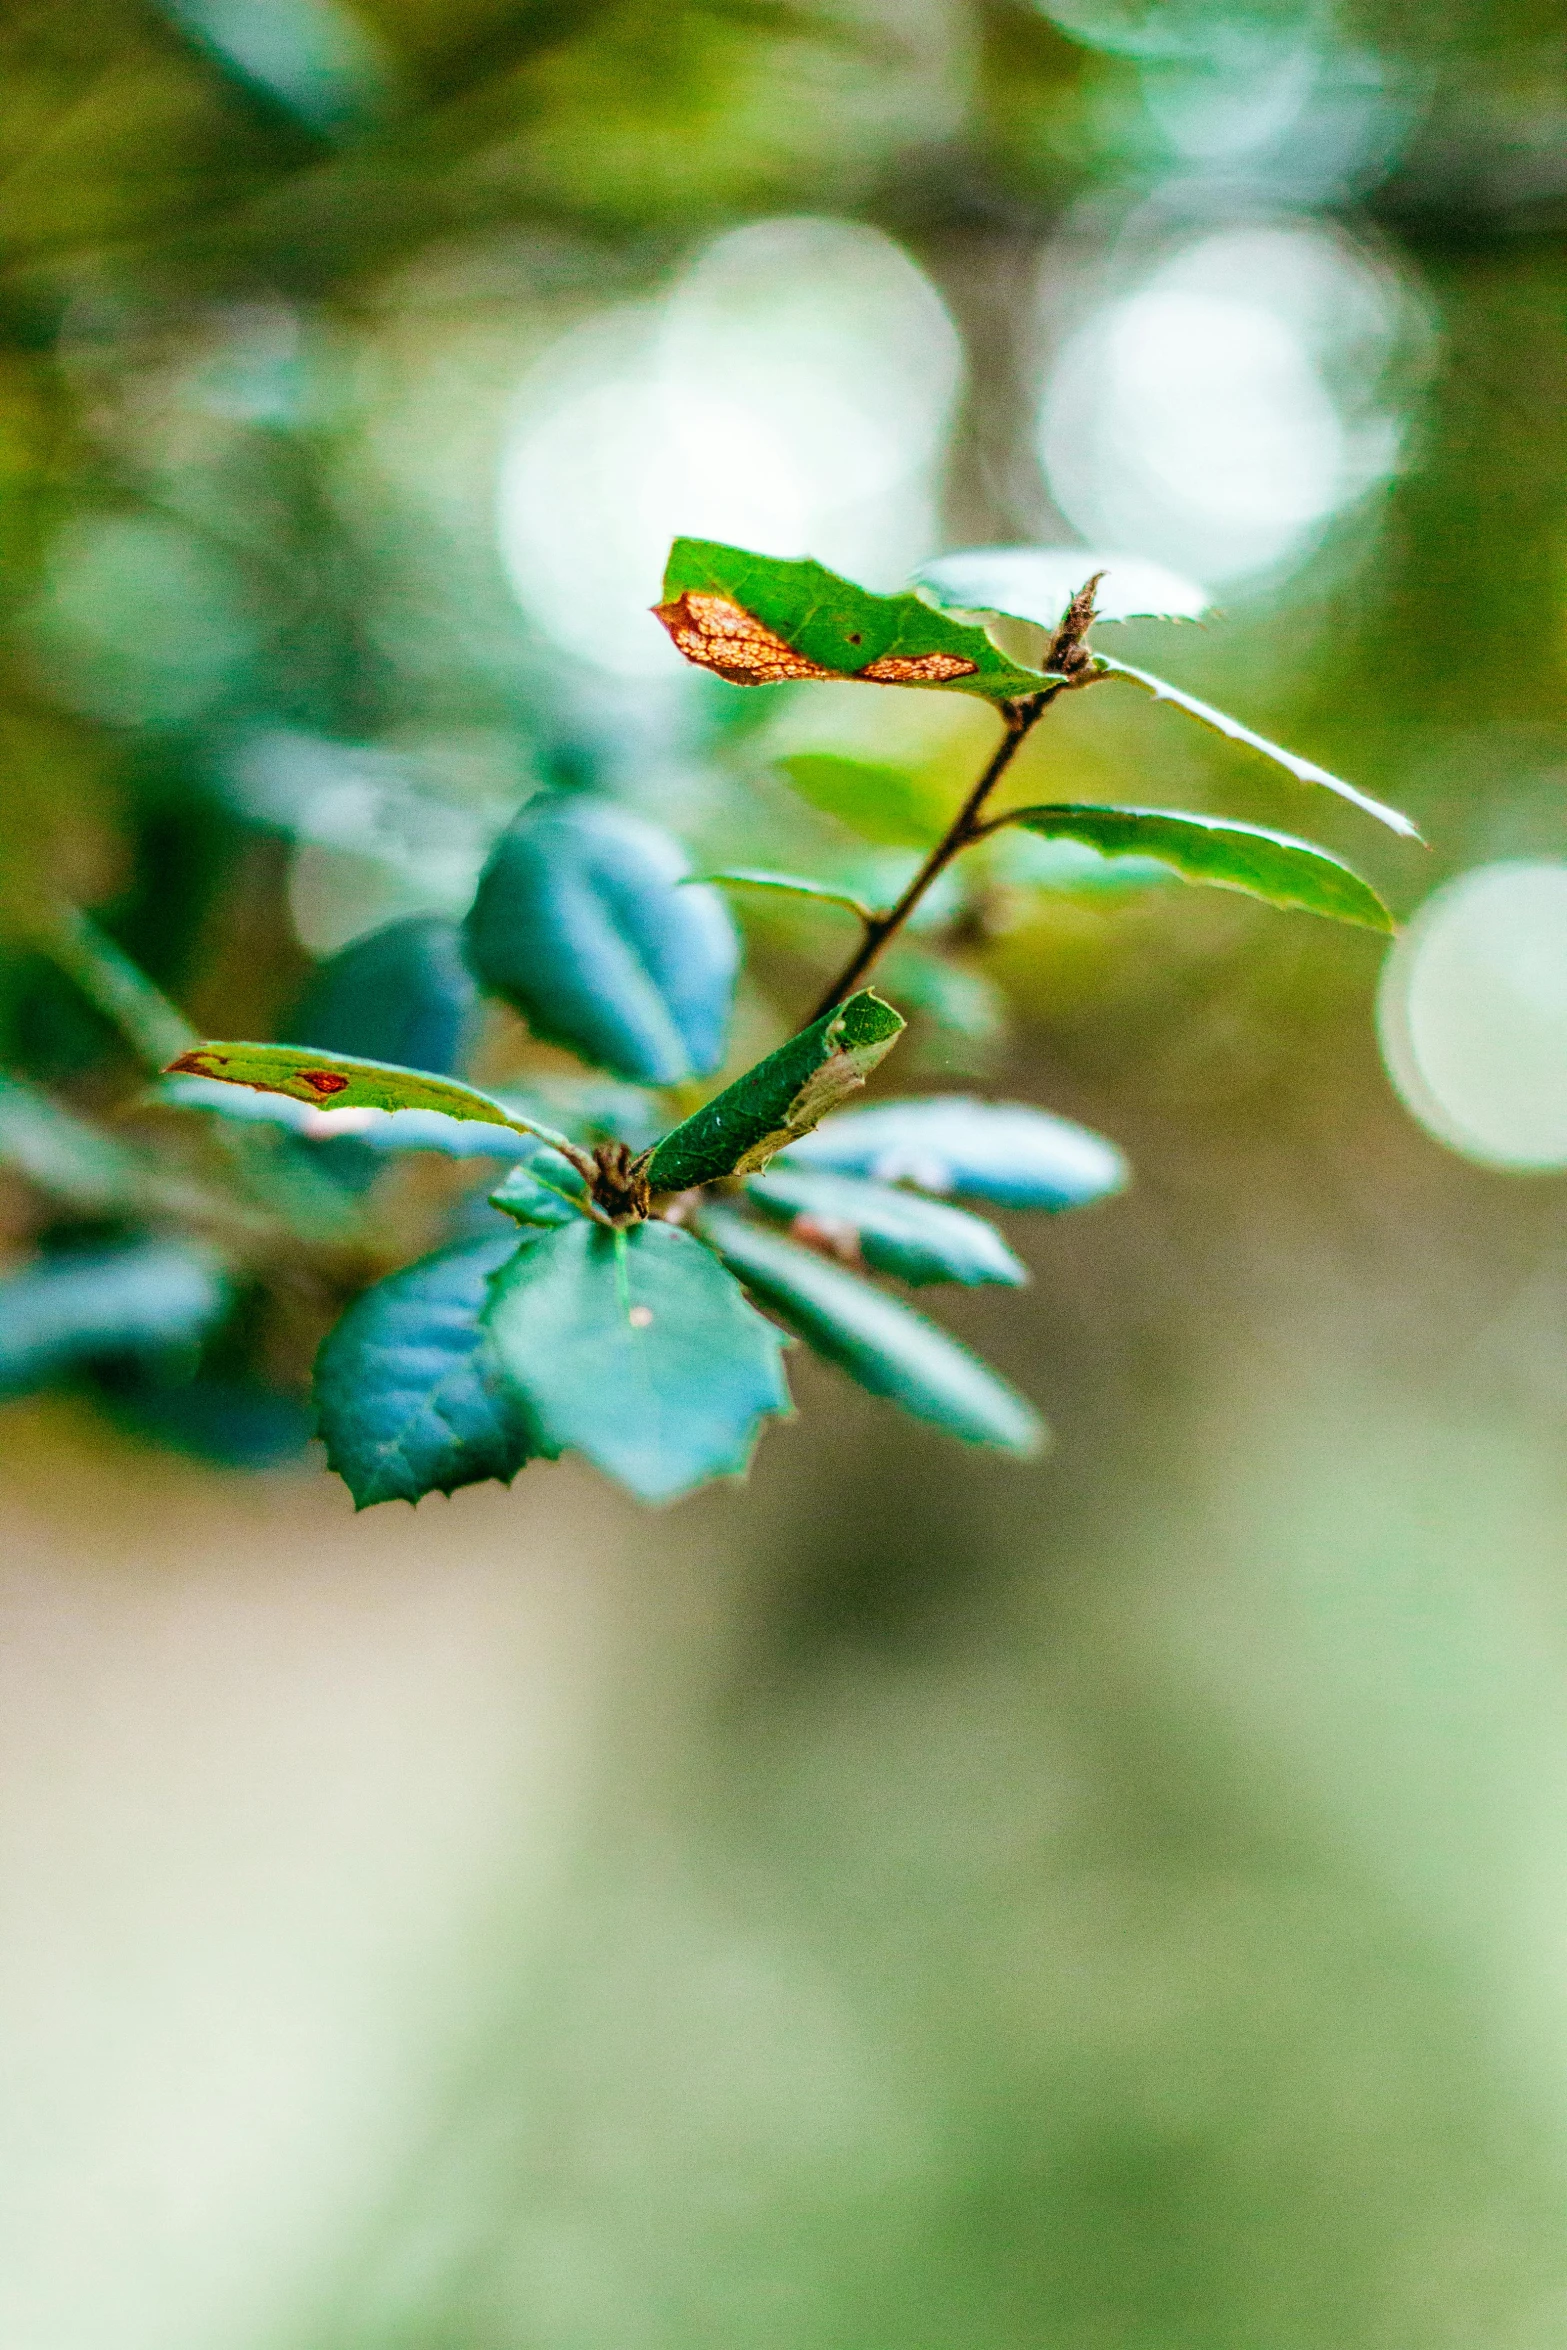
[
  {"x1": 497, "y1": 217, "x2": 963, "y2": 678},
  {"x1": 1038, "y1": 224, "x2": 1410, "y2": 586},
  {"x1": 1378, "y1": 863, "x2": 1567, "y2": 1171}
]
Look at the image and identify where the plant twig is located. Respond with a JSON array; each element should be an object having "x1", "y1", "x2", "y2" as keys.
[
  {"x1": 805, "y1": 572, "x2": 1110, "y2": 1022},
  {"x1": 806, "y1": 690, "x2": 1056, "y2": 1021}
]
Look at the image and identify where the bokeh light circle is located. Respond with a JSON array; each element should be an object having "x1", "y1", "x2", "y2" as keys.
[
  {"x1": 1038, "y1": 223, "x2": 1409, "y2": 586},
  {"x1": 1377, "y1": 861, "x2": 1567, "y2": 1171},
  {"x1": 497, "y1": 216, "x2": 962, "y2": 678}
]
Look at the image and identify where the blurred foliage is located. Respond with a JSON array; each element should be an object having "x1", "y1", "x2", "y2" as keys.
[{"x1": 7, "y1": 0, "x2": 1567, "y2": 2343}]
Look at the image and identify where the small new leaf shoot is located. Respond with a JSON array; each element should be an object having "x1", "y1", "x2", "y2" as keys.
[{"x1": 643, "y1": 989, "x2": 905, "y2": 1194}]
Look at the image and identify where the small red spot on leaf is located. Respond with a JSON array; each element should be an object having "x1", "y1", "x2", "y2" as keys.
[{"x1": 300, "y1": 1069, "x2": 350, "y2": 1096}]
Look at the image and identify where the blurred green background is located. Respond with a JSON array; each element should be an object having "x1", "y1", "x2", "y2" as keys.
[{"x1": 7, "y1": 0, "x2": 1567, "y2": 2344}]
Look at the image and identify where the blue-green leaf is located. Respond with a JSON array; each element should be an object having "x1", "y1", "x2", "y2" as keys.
[
  {"x1": 916, "y1": 547, "x2": 1211, "y2": 627},
  {"x1": 781, "y1": 1096, "x2": 1128, "y2": 1210},
  {"x1": 994, "y1": 805, "x2": 1393, "y2": 931},
  {"x1": 483, "y1": 1220, "x2": 791, "y2": 1503},
  {"x1": 285, "y1": 916, "x2": 478, "y2": 1078},
  {"x1": 314, "y1": 1234, "x2": 535, "y2": 1509},
  {"x1": 465, "y1": 796, "x2": 738, "y2": 1086},
  {"x1": 0, "y1": 1241, "x2": 229, "y2": 1399},
  {"x1": 744, "y1": 1167, "x2": 1026, "y2": 1287},
  {"x1": 700, "y1": 1210, "x2": 1043, "y2": 1454},
  {"x1": 643, "y1": 990, "x2": 905, "y2": 1194}
]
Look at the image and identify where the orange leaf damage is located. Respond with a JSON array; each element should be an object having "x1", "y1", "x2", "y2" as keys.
[{"x1": 652, "y1": 591, "x2": 977, "y2": 688}]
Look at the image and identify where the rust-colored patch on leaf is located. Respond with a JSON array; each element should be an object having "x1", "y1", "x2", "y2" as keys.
[
  {"x1": 299, "y1": 1069, "x2": 350, "y2": 1096},
  {"x1": 653, "y1": 591, "x2": 978, "y2": 689},
  {"x1": 653, "y1": 592, "x2": 838, "y2": 685},
  {"x1": 859, "y1": 650, "x2": 978, "y2": 684}
]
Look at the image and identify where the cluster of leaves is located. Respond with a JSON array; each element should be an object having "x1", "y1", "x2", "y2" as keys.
[{"x1": 0, "y1": 539, "x2": 1415, "y2": 1504}]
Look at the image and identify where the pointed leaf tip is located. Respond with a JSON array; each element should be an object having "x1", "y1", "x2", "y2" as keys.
[
  {"x1": 160, "y1": 1041, "x2": 572, "y2": 1147},
  {"x1": 1095, "y1": 657, "x2": 1422, "y2": 842},
  {"x1": 644, "y1": 988, "x2": 905, "y2": 1195},
  {"x1": 702, "y1": 1209, "x2": 1044, "y2": 1454},
  {"x1": 994, "y1": 805, "x2": 1393, "y2": 931},
  {"x1": 745, "y1": 1166, "x2": 1027, "y2": 1287}
]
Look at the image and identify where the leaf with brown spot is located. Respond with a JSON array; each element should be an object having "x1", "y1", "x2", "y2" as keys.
[{"x1": 654, "y1": 540, "x2": 1053, "y2": 702}]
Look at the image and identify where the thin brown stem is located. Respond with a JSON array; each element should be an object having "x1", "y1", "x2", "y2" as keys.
[{"x1": 806, "y1": 688, "x2": 1058, "y2": 1022}]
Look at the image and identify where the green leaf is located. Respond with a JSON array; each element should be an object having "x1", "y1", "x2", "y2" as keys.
[
  {"x1": 314, "y1": 1235, "x2": 536, "y2": 1510},
  {"x1": 483, "y1": 1220, "x2": 791, "y2": 1503},
  {"x1": 284, "y1": 916, "x2": 478, "y2": 1078},
  {"x1": 993, "y1": 805, "x2": 1393, "y2": 931},
  {"x1": 155, "y1": 1074, "x2": 548, "y2": 1161},
  {"x1": 488, "y1": 1152, "x2": 588, "y2": 1228},
  {"x1": 654, "y1": 538, "x2": 1054, "y2": 703},
  {"x1": 464, "y1": 796, "x2": 738, "y2": 1086},
  {"x1": 1093, "y1": 656, "x2": 1422, "y2": 841},
  {"x1": 773, "y1": 752, "x2": 951, "y2": 848},
  {"x1": 916, "y1": 547, "x2": 1211, "y2": 626},
  {"x1": 700, "y1": 1209, "x2": 1044, "y2": 1455},
  {"x1": 160, "y1": 1042, "x2": 575, "y2": 1150},
  {"x1": 0, "y1": 1241, "x2": 229, "y2": 1399},
  {"x1": 643, "y1": 989, "x2": 905, "y2": 1194},
  {"x1": 781, "y1": 1096, "x2": 1128, "y2": 1210},
  {"x1": 690, "y1": 869, "x2": 874, "y2": 922},
  {"x1": 744, "y1": 1167, "x2": 1027, "y2": 1287}
]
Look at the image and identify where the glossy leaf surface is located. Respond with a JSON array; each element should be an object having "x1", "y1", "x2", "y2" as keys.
[
  {"x1": 0, "y1": 1241, "x2": 229, "y2": 1398},
  {"x1": 643, "y1": 989, "x2": 905, "y2": 1194},
  {"x1": 1095, "y1": 656, "x2": 1421, "y2": 840},
  {"x1": 655, "y1": 538, "x2": 1053, "y2": 702},
  {"x1": 464, "y1": 796, "x2": 737, "y2": 1085},
  {"x1": 782, "y1": 1095, "x2": 1128, "y2": 1209},
  {"x1": 997, "y1": 806, "x2": 1393, "y2": 930},
  {"x1": 484, "y1": 1220, "x2": 791, "y2": 1502},
  {"x1": 314, "y1": 1234, "x2": 535, "y2": 1509},
  {"x1": 693, "y1": 870, "x2": 874, "y2": 923},
  {"x1": 284, "y1": 915, "x2": 477, "y2": 1078},
  {"x1": 161, "y1": 1042, "x2": 569, "y2": 1145},
  {"x1": 745, "y1": 1166, "x2": 1027, "y2": 1287},
  {"x1": 773, "y1": 752, "x2": 950, "y2": 848},
  {"x1": 701, "y1": 1210, "x2": 1043, "y2": 1454},
  {"x1": 917, "y1": 547, "x2": 1210, "y2": 626}
]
